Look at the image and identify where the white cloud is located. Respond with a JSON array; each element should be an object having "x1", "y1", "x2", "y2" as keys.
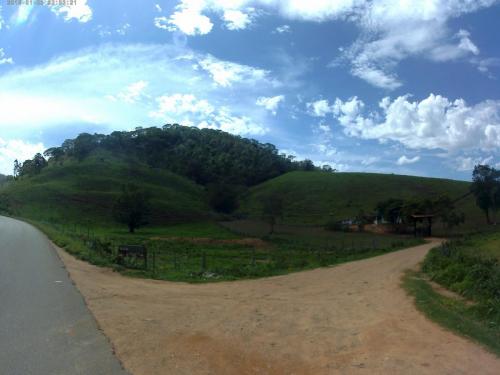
[
  {"x1": 155, "y1": 4, "x2": 163, "y2": 12},
  {"x1": 196, "y1": 55, "x2": 270, "y2": 87},
  {"x1": 51, "y1": 0, "x2": 92, "y2": 23},
  {"x1": 222, "y1": 9, "x2": 252, "y2": 30},
  {"x1": 96, "y1": 23, "x2": 131, "y2": 38},
  {"x1": 162, "y1": 0, "x2": 361, "y2": 35},
  {"x1": 10, "y1": 4, "x2": 34, "y2": 26},
  {"x1": 107, "y1": 81, "x2": 149, "y2": 104},
  {"x1": 212, "y1": 108, "x2": 268, "y2": 135},
  {"x1": 337, "y1": 1, "x2": 494, "y2": 88},
  {"x1": 396, "y1": 155, "x2": 420, "y2": 165},
  {"x1": 0, "y1": 138, "x2": 46, "y2": 175},
  {"x1": 162, "y1": 1, "x2": 497, "y2": 88},
  {"x1": 256, "y1": 95, "x2": 284, "y2": 115},
  {"x1": 116, "y1": 23, "x2": 131, "y2": 36},
  {"x1": 457, "y1": 29, "x2": 480, "y2": 55},
  {"x1": 161, "y1": 2, "x2": 213, "y2": 35},
  {"x1": 154, "y1": 16, "x2": 170, "y2": 30},
  {"x1": 350, "y1": 63, "x2": 401, "y2": 90},
  {"x1": 275, "y1": 24, "x2": 291, "y2": 33},
  {"x1": 150, "y1": 93, "x2": 214, "y2": 117},
  {"x1": 0, "y1": 48, "x2": 13, "y2": 65},
  {"x1": 430, "y1": 29, "x2": 480, "y2": 61},
  {"x1": 307, "y1": 99, "x2": 333, "y2": 117},
  {"x1": 331, "y1": 93, "x2": 500, "y2": 152},
  {"x1": 453, "y1": 155, "x2": 499, "y2": 171},
  {"x1": 150, "y1": 94, "x2": 267, "y2": 136},
  {"x1": 361, "y1": 156, "x2": 380, "y2": 166},
  {"x1": 473, "y1": 57, "x2": 500, "y2": 78}
]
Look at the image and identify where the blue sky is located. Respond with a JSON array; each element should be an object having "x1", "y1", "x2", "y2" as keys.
[{"x1": 0, "y1": 0, "x2": 499, "y2": 180}]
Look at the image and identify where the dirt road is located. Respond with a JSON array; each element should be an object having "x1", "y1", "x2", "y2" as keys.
[{"x1": 57, "y1": 239, "x2": 499, "y2": 374}]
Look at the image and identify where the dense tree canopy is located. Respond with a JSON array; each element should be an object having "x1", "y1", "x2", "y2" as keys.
[{"x1": 40, "y1": 125, "x2": 318, "y2": 187}]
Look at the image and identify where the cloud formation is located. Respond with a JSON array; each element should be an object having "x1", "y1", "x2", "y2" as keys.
[
  {"x1": 329, "y1": 93, "x2": 500, "y2": 152},
  {"x1": 149, "y1": 93, "x2": 267, "y2": 135},
  {"x1": 0, "y1": 43, "x2": 278, "y2": 140},
  {"x1": 0, "y1": 48, "x2": 13, "y2": 65},
  {"x1": 256, "y1": 95, "x2": 284, "y2": 115},
  {"x1": 0, "y1": 138, "x2": 45, "y2": 175},
  {"x1": 397, "y1": 155, "x2": 420, "y2": 165},
  {"x1": 163, "y1": 1, "x2": 498, "y2": 88},
  {"x1": 51, "y1": 0, "x2": 93, "y2": 23}
]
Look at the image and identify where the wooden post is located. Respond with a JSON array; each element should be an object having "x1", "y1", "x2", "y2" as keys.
[{"x1": 152, "y1": 245, "x2": 156, "y2": 276}]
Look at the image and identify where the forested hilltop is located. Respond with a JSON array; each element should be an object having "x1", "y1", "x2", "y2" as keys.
[{"x1": 23, "y1": 125, "x2": 317, "y2": 187}]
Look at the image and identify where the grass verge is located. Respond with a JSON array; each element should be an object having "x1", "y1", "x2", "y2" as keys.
[{"x1": 403, "y1": 270, "x2": 500, "y2": 356}]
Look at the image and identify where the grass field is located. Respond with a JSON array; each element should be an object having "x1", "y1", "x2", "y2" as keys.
[
  {"x1": 31, "y1": 218, "x2": 423, "y2": 282},
  {"x1": 240, "y1": 171, "x2": 484, "y2": 234},
  {"x1": 404, "y1": 232, "x2": 500, "y2": 355}
]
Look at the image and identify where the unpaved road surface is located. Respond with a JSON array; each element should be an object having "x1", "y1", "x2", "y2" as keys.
[
  {"x1": 57, "y1": 238, "x2": 500, "y2": 374},
  {"x1": 0, "y1": 216, "x2": 127, "y2": 375}
]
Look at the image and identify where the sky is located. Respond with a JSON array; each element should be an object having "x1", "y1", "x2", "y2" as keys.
[{"x1": 0, "y1": 0, "x2": 499, "y2": 180}]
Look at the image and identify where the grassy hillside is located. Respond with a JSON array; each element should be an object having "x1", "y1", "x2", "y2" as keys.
[
  {"x1": 240, "y1": 171, "x2": 484, "y2": 230},
  {"x1": 0, "y1": 153, "x2": 209, "y2": 226}
]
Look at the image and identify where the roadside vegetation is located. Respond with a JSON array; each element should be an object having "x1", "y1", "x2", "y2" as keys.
[{"x1": 404, "y1": 232, "x2": 500, "y2": 355}]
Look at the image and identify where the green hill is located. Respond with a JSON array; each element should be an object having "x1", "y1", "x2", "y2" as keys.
[
  {"x1": 240, "y1": 171, "x2": 483, "y2": 230},
  {"x1": 0, "y1": 153, "x2": 209, "y2": 226}
]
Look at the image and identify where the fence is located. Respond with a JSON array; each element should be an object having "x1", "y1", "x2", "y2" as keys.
[{"x1": 38, "y1": 219, "x2": 419, "y2": 280}]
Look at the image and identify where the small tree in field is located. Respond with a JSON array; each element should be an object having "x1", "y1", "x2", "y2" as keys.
[
  {"x1": 262, "y1": 195, "x2": 284, "y2": 235},
  {"x1": 471, "y1": 165, "x2": 500, "y2": 224},
  {"x1": 112, "y1": 184, "x2": 151, "y2": 233}
]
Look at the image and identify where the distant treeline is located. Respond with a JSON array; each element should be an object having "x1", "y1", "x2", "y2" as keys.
[{"x1": 16, "y1": 125, "x2": 328, "y2": 186}]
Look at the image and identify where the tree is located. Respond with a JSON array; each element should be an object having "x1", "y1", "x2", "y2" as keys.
[
  {"x1": 32, "y1": 153, "x2": 48, "y2": 174},
  {"x1": 112, "y1": 184, "x2": 151, "y2": 233},
  {"x1": 299, "y1": 159, "x2": 315, "y2": 171},
  {"x1": 44, "y1": 147, "x2": 65, "y2": 165},
  {"x1": 376, "y1": 198, "x2": 404, "y2": 224},
  {"x1": 262, "y1": 194, "x2": 284, "y2": 234},
  {"x1": 13, "y1": 159, "x2": 21, "y2": 179},
  {"x1": 321, "y1": 165, "x2": 336, "y2": 173},
  {"x1": 73, "y1": 133, "x2": 98, "y2": 161},
  {"x1": 471, "y1": 165, "x2": 500, "y2": 224},
  {"x1": 441, "y1": 210, "x2": 465, "y2": 233}
]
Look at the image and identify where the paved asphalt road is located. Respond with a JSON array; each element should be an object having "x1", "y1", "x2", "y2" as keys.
[{"x1": 0, "y1": 216, "x2": 128, "y2": 375}]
